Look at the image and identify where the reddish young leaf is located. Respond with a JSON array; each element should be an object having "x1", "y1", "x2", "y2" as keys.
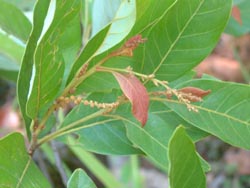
[
  {"x1": 232, "y1": 6, "x2": 242, "y2": 25},
  {"x1": 113, "y1": 72, "x2": 149, "y2": 126},
  {"x1": 179, "y1": 87, "x2": 211, "y2": 102}
]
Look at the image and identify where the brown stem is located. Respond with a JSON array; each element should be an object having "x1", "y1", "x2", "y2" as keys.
[{"x1": 28, "y1": 119, "x2": 39, "y2": 156}]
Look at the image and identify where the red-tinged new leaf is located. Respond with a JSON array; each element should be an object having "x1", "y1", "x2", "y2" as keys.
[
  {"x1": 232, "y1": 6, "x2": 242, "y2": 25},
  {"x1": 179, "y1": 87, "x2": 211, "y2": 102},
  {"x1": 179, "y1": 87, "x2": 211, "y2": 97},
  {"x1": 113, "y1": 72, "x2": 149, "y2": 126}
]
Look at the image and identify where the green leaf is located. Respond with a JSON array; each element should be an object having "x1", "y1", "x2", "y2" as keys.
[
  {"x1": 70, "y1": 0, "x2": 178, "y2": 93},
  {"x1": 58, "y1": 103, "x2": 141, "y2": 155},
  {"x1": 66, "y1": 24, "x2": 110, "y2": 84},
  {"x1": 17, "y1": 0, "x2": 51, "y2": 137},
  {"x1": 67, "y1": 0, "x2": 136, "y2": 91},
  {"x1": 0, "y1": 32, "x2": 24, "y2": 81},
  {"x1": 74, "y1": 0, "x2": 231, "y2": 94},
  {"x1": 0, "y1": 32, "x2": 25, "y2": 64},
  {"x1": 67, "y1": 169, "x2": 96, "y2": 188},
  {"x1": 0, "y1": 0, "x2": 32, "y2": 42},
  {"x1": 169, "y1": 126, "x2": 206, "y2": 188},
  {"x1": 3, "y1": 0, "x2": 35, "y2": 11},
  {"x1": 56, "y1": 85, "x2": 203, "y2": 172},
  {"x1": 59, "y1": 15, "x2": 82, "y2": 80},
  {"x1": 75, "y1": 72, "x2": 120, "y2": 93},
  {"x1": 117, "y1": 103, "x2": 210, "y2": 171},
  {"x1": 149, "y1": 101, "x2": 209, "y2": 143},
  {"x1": 0, "y1": 54, "x2": 19, "y2": 81},
  {"x1": 133, "y1": 0, "x2": 232, "y2": 81},
  {"x1": 131, "y1": 0, "x2": 177, "y2": 34},
  {"x1": 0, "y1": 133, "x2": 50, "y2": 188},
  {"x1": 124, "y1": 118, "x2": 169, "y2": 170},
  {"x1": 92, "y1": 0, "x2": 122, "y2": 35},
  {"x1": 165, "y1": 79, "x2": 250, "y2": 149},
  {"x1": 68, "y1": 140, "x2": 122, "y2": 188},
  {"x1": 0, "y1": 71, "x2": 18, "y2": 82},
  {"x1": 26, "y1": 0, "x2": 82, "y2": 118},
  {"x1": 93, "y1": 0, "x2": 136, "y2": 55}
]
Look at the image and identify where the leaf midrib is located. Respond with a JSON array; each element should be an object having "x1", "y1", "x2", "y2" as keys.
[
  {"x1": 167, "y1": 99, "x2": 250, "y2": 126},
  {"x1": 16, "y1": 158, "x2": 31, "y2": 188},
  {"x1": 152, "y1": 0, "x2": 205, "y2": 75}
]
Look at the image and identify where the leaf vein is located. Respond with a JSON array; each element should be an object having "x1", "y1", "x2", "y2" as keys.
[
  {"x1": 152, "y1": 0, "x2": 205, "y2": 75},
  {"x1": 16, "y1": 157, "x2": 31, "y2": 188}
]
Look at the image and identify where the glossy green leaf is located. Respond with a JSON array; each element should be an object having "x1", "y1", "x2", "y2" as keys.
[
  {"x1": 17, "y1": 0, "x2": 51, "y2": 137},
  {"x1": 68, "y1": 140, "x2": 122, "y2": 188},
  {"x1": 169, "y1": 126, "x2": 206, "y2": 188},
  {"x1": 58, "y1": 103, "x2": 141, "y2": 155},
  {"x1": 67, "y1": 169, "x2": 96, "y2": 188},
  {"x1": 94, "y1": 0, "x2": 136, "y2": 55},
  {"x1": 74, "y1": 0, "x2": 231, "y2": 94},
  {"x1": 116, "y1": 103, "x2": 210, "y2": 172},
  {"x1": 131, "y1": 0, "x2": 177, "y2": 35},
  {"x1": 132, "y1": 0, "x2": 232, "y2": 81},
  {"x1": 26, "y1": 0, "x2": 81, "y2": 118},
  {"x1": 150, "y1": 102, "x2": 209, "y2": 143},
  {"x1": 92, "y1": 0, "x2": 122, "y2": 35},
  {"x1": 124, "y1": 118, "x2": 169, "y2": 170},
  {"x1": 67, "y1": 0, "x2": 136, "y2": 86},
  {"x1": 75, "y1": 72, "x2": 120, "y2": 93},
  {"x1": 66, "y1": 24, "x2": 111, "y2": 84},
  {"x1": 95, "y1": 0, "x2": 231, "y2": 84},
  {"x1": 225, "y1": 0, "x2": 250, "y2": 36},
  {"x1": 69, "y1": 0, "x2": 178, "y2": 93},
  {"x1": 0, "y1": 133, "x2": 50, "y2": 188},
  {"x1": 57, "y1": 99, "x2": 209, "y2": 170},
  {"x1": 0, "y1": 0, "x2": 32, "y2": 42},
  {"x1": 165, "y1": 79, "x2": 250, "y2": 149},
  {"x1": 59, "y1": 15, "x2": 82, "y2": 80}
]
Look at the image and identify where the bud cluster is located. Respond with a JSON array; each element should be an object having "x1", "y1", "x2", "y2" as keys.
[
  {"x1": 152, "y1": 84, "x2": 210, "y2": 112},
  {"x1": 77, "y1": 63, "x2": 89, "y2": 78},
  {"x1": 112, "y1": 34, "x2": 147, "y2": 57},
  {"x1": 56, "y1": 95, "x2": 119, "y2": 110}
]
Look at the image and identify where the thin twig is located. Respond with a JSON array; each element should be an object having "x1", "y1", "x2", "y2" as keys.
[
  {"x1": 50, "y1": 140, "x2": 68, "y2": 186},
  {"x1": 34, "y1": 149, "x2": 54, "y2": 187}
]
